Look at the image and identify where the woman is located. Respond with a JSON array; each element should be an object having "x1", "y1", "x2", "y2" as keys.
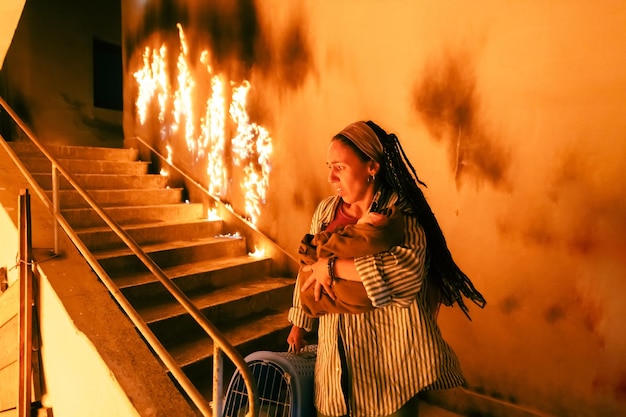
[{"x1": 287, "y1": 120, "x2": 486, "y2": 417}]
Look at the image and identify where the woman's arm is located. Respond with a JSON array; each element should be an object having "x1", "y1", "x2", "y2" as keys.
[
  {"x1": 288, "y1": 197, "x2": 338, "y2": 329},
  {"x1": 355, "y1": 215, "x2": 428, "y2": 308}
]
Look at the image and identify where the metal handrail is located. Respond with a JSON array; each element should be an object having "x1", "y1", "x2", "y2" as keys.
[
  {"x1": 0, "y1": 96, "x2": 260, "y2": 417},
  {"x1": 127, "y1": 135, "x2": 299, "y2": 275}
]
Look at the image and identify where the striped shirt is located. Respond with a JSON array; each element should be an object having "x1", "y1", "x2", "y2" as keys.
[{"x1": 288, "y1": 190, "x2": 465, "y2": 417}]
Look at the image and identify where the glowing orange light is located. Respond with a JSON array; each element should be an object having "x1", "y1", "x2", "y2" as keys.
[
  {"x1": 207, "y1": 208, "x2": 221, "y2": 221},
  {"x1": 173, "y1": 24, "x2": 196, "y2": 155},
  {"x1": 160, "y1": 144, "x2": 173, "y2": 177},
  {"x1": 248, "y1": 247, "x2": 266, "y2": 258},
  {"x1": 134, "y1": 46, "x2": 169, "y2": 125},
  {"x1": 200, "y1": 50, "x2": 229, "y2": 198},
  {"x1": 132, "y1": 24, "x2": 273, "y2": 226},
  {"x1": 229, "y1": 81, "x2": 273, "y2": 224}
]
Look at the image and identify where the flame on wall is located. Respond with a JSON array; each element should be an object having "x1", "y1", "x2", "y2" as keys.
[{"x1": 132, "y1": 24, "x2": 272, "y2": 225}]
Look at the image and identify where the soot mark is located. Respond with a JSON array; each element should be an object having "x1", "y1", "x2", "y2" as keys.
[
  {"x1": 411, "y1": 48, "x2": 510, "y2": 190},
  {"x1": 275, "y1": 17, "x2": 313, "y2": 90},
  {"x1": 615, "y1": 375, "x2": 626, "y2": 402},
  {"x1": 544, "y1": 304, "x2": 566, "y2": 324},
  {"x1": 500, "y1": 295, "x2": 521, "y2": 315},
  {"x1": 127, "y1": 1, "x2": 313, "y2": 92},
  {"x1": 254, "y1": 8, "x2": 314, "y2": 92},
  {"x1": 545, "y1": 147, "x2": 611, "y2": 255},
  {"x1": 127, "y1": 0, "x2": 261, "y2": 68}
]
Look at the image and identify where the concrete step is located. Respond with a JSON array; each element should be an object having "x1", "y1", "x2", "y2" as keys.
[
  {"x1": 8, "y1": 140, "x2": 139, "y2": 161},
  {"x1": 141, "y1": 276, "x2": 295, "y2": 341},
  {"x1": 116, "y1": 255, "x2": 274, "y2": 306},
  {"x1": 61, "y1": 202, "x2": 205, "y2": 228},
  {"x1": 49, "y1": 188, "x2": 183, "y2": 208},
  {"x1": 168, "y1": 310, "x2": 291, "y2": 370},
  {"x1": 94, "y1": 235, "x2": 248, "y2": 276},
  {"x1": 32, "y1": 172, "x2": 169, "y2": 190},
  {"x1": 75, "y1": 219, "x2": 225, "y2": 251},
  {"x1": 20, "y1": 156, "x2": 150, "y2": 175},
  {"x1": 171, "y1": 310, "x2": 292, "y2": 388},
  {"x1": 9, "y1": 140, "x2": 300, "y2": 413}
]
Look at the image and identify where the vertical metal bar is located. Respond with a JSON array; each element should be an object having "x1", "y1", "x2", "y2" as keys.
[
  {"x1": 18, "y1": 189, "x2": 33, "y2": 417},
  {"x1": 213, "y1": 345, "x2": 224, "y2": 417},
  {"x1": 51, "y1": 165, "x2": 60, "y2": 254}
]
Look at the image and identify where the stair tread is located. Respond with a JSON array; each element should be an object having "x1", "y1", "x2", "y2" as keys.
[
  {"x1": 55, "y1": 188, "x2": 183, "y2": 193},
  {"x1": 9, "y1": 141, "x2": 135, "y2": 152},
  {"x1": 93, "y1": 234, "x2": 244, "y2": 259},
  {"x1": 169, "y1": 310, "x2": 291, "y2": 367},
  {"x1": 61, "y1": 202, "x2": 203, "y2": 213},
  {"x1": 33, "y1": 172, "x2": 166, "y2": 182},
  {"x1": 139, "y1": 275, "x2": 295, "y2": 323},
  {"x1": 114, "y1": 255, "x2": 269, "y2": 288},
  {"x1": 75, "y1": 218, "x2": 221, "y2": 234},
  {"x1": 9, "y1": 141, "x2": 139, "y2": 160},
  {"x1": 22, "y1": 156, "x2": 148, "y2": 163}
]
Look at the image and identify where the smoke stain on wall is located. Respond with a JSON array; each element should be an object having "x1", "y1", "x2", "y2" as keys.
[
  {"x1": 411, "y1": 48, "x2": 510, "y2": 190},
  {"x1": 544, "y1": 303, "x2": 566, "y2": 324},
  {"x1": 274, "y1": 17, "x2": 314, "y2": 90},
  {"x1": 252, "y1": 10, "x2": 314, "y2": 99},
  {"x1": 127, "y1": 0, "x2": 315, "y2": 89},
  {"x1": 545, "y1": 146, "x2": 626, "y2": 256},
  {"x1": 500, "y1": 294, "x2": 522, "y2": 315}
]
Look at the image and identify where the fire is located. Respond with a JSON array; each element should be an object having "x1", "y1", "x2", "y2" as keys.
[
  {"x1": 229, "y1": 82, "x2": 273, "y2": 224},
  {"x1": 132, "y1": 24, "x2": 272, "y2": 225},
  {"x1": 200, "y1": 51, "x2": 229, "y2": 198},
  {"x1": 173, "y1": 23, "x2": 196, "y2": 156},
  {"x1": 207, "y1": 208, "x2": 221, "y2": 221},
  {"x1": 134, "y1": 46, "x2": 169, "y2": 125},
  {"x1": 160, "y1": 144, "x2": 173, "y2": 177},
  {"x1": 248, "y1": 247, "x2": 266, "y2": 258}
]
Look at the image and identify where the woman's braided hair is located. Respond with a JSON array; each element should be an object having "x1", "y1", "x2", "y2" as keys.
[{"x1": 365, "y1": 120, "x2": 486, "y2": 320}]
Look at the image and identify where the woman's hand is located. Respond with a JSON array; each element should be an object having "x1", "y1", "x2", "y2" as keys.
[
  {"x1": 300, "y1": 257, "x2": 336, "y2": 301},
  {"x1": 287, "y1": 325, "x2": 308, "y2": 353}
]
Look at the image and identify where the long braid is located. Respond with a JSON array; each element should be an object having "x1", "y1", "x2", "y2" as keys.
[{"x1": 366, "y1": 121, "x2": 486, "y2": 320}]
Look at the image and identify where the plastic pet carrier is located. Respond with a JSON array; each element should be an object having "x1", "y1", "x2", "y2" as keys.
[{"x1": 222, "y1": 345, "x2": 317, "y2": 417}]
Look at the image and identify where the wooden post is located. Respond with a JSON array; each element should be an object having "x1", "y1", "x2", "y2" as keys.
[
  {"x1": 18, "y1": 189, "x2": 33, "y2": 417},
  {"x1": 0, "y1": 266, "x2": 7, "y2": 293}
]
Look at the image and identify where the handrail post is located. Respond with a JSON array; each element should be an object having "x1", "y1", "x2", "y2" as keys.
[
  {"x1": 213, "y1": 345, "x2": 224, "y2": 417},
  {"x1": 51, "y1": 165, "x2": 60, "y2": 254},
  {"x1": 18, "y1": 189, "x2": 33, "y2": 417}
]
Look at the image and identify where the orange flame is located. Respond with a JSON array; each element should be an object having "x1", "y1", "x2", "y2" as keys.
[{"x1": 132, "y1": 24, "x2": 273, "y2": 225}]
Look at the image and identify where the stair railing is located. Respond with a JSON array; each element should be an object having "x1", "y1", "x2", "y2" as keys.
[
  {"x1": 0, "y1": 96, "x2": 260, "y2": 417},
  {"x1": 127, "y1": 135, "x2": 299, "y2": 277}
]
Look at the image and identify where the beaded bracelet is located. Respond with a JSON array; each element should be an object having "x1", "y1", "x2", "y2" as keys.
[{"x1": 327, "y1": 257, "x2": 337, "y2": 283}]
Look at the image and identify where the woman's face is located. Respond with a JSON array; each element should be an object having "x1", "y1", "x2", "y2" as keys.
[{"x1": 326, "y1": 139, "x2": 378, "y2": 206}]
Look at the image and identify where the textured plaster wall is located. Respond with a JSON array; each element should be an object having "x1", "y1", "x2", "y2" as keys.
[
  {"x1": 123, "y1": 1, "x2": 626, "y2": 416},
  {"x1": 1, "y1": 0, "x2": 123, "y2": 147},
  {"x1": 0, "y1": 0, "x2": 26, "y2": 71}
]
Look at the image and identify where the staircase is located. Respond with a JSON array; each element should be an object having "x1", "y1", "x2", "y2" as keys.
[{"x1": 8, "y1": 140, "x2": 297, "y2": 402}]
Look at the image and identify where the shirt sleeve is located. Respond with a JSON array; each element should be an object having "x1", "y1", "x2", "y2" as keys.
[
  {"x1": 354, "y1": 215, "x2": 427, "y2": 308},
  {"x1": 288, "y1": 272, "x2": 316, "y2": 331},
  {"x1": 288, "y1": 197, "x2": 336, "y2": 330}
]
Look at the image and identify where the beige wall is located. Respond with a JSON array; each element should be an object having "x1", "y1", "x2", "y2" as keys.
[
  {"x1": 0, "y1": 0, "x2": 26, "y2": 71},
  {"x1": 1, "y1": 0, "x2": 123, "y2": 147},
  {"x1": 123, "y1": 1, "x2": 626, "y2": 416}
]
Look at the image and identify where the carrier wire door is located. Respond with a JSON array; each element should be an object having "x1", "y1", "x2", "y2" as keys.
[{"x1": 222, "y1": 345, "x2": 317, "y2": 417}]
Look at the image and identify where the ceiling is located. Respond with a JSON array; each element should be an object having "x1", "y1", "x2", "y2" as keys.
[{"x1": 0, "y1": 0, "x2": 26, "y2": 71}]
